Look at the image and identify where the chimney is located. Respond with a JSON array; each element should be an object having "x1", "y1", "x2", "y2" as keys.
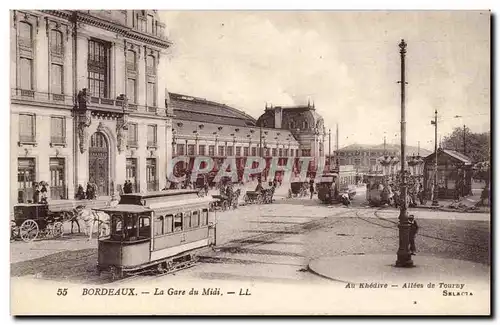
[{"x1": 274, "y1": 107, "x2": 282, "y2": 129}]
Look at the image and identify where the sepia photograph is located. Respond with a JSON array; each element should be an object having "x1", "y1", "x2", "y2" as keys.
[{"x1": 8, "y1": 7, "x2": 491, "y2": 316}]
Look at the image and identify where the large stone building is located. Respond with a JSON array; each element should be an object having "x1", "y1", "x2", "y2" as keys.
[
  {"x1": 11, "y1": 10, "x2": 172, "y2": 207},
  {"x1": 169, "y1": 95, "x2": 326, "y2": 183},
  {"x1": 330, "y1": 143, "x2": 432, "y2": 173},
  {"x1": 10, "y1": 10, "x2": 328, "y2": 207}
]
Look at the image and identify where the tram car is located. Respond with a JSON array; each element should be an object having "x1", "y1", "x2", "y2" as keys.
[
  {"x1": 317, "y1": 170, "x2": 358, "y2": 204},
  {"x1": 365, "y1": 173, "x2": 391, "y2": 207},
  {"x1": 94, "y1": 190, "x2": 216, "y2": 280}
]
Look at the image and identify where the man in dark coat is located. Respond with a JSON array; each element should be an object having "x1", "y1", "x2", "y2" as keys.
[
  {"x1": 409, "y1": 215, "x2": 419, "y2": 255},
  {"x1": 32, "y1": 183, "x2": 40, "y2": 204}
]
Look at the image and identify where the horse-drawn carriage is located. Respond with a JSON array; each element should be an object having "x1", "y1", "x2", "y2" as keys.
[
  {"x1": 287, "y1": 181, "x2": 309, "y2": 198},
  {"x1": 11, "y1": 203, "x2": 64, "y2": 242},
  {"x1": 244, "y1": 186, "x2": 275, "y2": 205},
  {"x1": 365, "y1": 174, "x2": 392, "y2": 207},
  {"x1": 211, "y1": 188, "x2": 241, "y2": 211}
]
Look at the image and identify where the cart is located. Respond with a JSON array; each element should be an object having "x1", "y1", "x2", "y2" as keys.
[
  {"x1": 288, "y1": 181, "x2": 309, "y2": 198},
  {"x1": 244, "y1": 190, "x2": 263, "y2": 205},
  {"x1": 11, "y1": 203, "x2": 65, "y2": 242},
  {"x1": 211, "y1": 194, "x2": 230, "y2": 211}
]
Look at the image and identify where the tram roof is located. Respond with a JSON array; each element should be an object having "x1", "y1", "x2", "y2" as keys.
[
  {"x1": 95, "y1": 205, "x2": 154, "y2": 214},
  {"x1": 120, "y1": 190, "x2": 200, "y2": 199}
]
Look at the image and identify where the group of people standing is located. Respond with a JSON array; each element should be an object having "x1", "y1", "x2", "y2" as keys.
[
  {"x1": 75, "y1": 182, "x2": 98, "y2": 200},
  {"x1": 29, "y1": 181, "x2": 48, "y2": 204}
]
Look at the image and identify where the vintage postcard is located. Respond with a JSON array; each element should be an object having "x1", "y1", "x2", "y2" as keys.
[{"x1": 9, "y1": 9, "x2": 491, "y2": 316}]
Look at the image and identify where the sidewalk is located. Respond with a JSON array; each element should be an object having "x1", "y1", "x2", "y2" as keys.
[
  {"x1": 415, "y1": 191, "x2": 490, "y2": 214},
  {"x1": 308, "y1": 254, "x2": 490, "y2": 284}
]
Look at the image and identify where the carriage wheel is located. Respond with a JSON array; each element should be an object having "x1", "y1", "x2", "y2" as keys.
[
  {"x1": 52, "y1": 222, "x2": 64, "y2": 238},
  {"x1": 20, "y1": 220, "x2": 39, "y2": 242}
]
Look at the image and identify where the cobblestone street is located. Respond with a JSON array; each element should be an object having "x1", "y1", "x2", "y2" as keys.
[{"x1": 10, "y1": 189, "x2": 490, "y2": 286}]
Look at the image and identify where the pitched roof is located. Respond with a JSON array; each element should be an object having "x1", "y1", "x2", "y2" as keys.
[
  {"x1": 337, "y1": 143, "x2": 432, "y2": 156},
  {"x1": 423, "y1": 149, "x2": 473, "y2": 165},
  {"x1": 170, "y1": 93, "x2": 256, "y2": 126}
]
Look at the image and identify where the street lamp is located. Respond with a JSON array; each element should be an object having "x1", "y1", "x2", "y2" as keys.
[
  {"x1": 431, "y1": 110, "x2": 439, "y2": 206},
  {"x1": 395, "y1": 39, "x2": 413, "y2": 268}
]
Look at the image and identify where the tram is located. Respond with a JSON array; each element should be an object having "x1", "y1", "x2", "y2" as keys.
[{"x1": 95, "y1": 190, "x2": 216, "y2": 280}]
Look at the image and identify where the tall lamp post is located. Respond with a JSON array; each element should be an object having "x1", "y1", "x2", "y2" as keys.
[
  {"x1": 395, "y1": 39, "x2": 413, "y2": 268},
  {"x1": 431, "y1": 110, "x2": 439, "y2": 206}
]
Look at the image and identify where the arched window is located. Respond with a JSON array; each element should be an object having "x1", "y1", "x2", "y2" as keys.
[
  {"x1": 50, "y1": 30, "x2": 63, "y2": 54},
  {"x1": 19, "y1": 22, "x2": 32, "y2": 46}
]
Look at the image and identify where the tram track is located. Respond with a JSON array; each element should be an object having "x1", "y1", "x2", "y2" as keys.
[{"x1": 355, "y1": 208, "x2": 488, "y2": 250}]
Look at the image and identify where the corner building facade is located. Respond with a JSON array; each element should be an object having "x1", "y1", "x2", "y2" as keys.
[{"x1": 10, "y1": 10, "x2": 173, "y2": 207}]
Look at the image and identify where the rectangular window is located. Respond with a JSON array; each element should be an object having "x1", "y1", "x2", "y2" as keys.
[
  {"x1": 176, "y1": 144, "x2": 185, "y2": 156},
  {"x1": 127, "y1": 123, "x2": 138, "y2": 147},
  {"x1": 20, "y1": 57, "x2": 33, "y2": 90},
  {"x1": 251, "y1": 147, "x2": 257, "y2": 156},
  {"x1": 354, "y1": 158, "x2": 361, "y2": 166},
  {"x1": 154, "y1": 216, "x2": 164, "y2": 236},
  {"x1": 243, "y1": 147, "x2": 249, "y2": 156},
  {"x1": 87, "y1": 39, "x2": 109, "y2": 98},
  {"x1": 302, "y1": 149, "x2": 311, "y2": 156},
  {"x1": 218, "y1": 146, "x2": 225, "y2": 156},
  {"x1": 49, "y1": 158, "x2": 65, "y2": 200},
  {"x1": 183, "y1": 211, "x2": 192, "y2": 230},
  {"x1": 266, "y1": 148, "x2": 270, "y2": 157},
  {"x1": 147, "y1": 15, "x2": 154, "y2": 33},
  {"x1": 227, "y1": 146, "x2": 234, "y2": 156},
  {"x1": 164, "y1": 215, "x2": 173, "y2": 233},
  {"x1": 198, "y1": 145, "x2": 206, "y2": 156},
  {"x1": 147, "y1": 82, "x2": 156, "y2": 107},
  {"x1": 284, "y1": 149, "x2": 289, "y2": 156},
  {"x1": 51, "y1": 64, "x2": 63, "y2": 94},
  {"x1": 126, "y1": 50, "x2": 136, "y2": 72},
  {"x1": 295, "y1": 149, "x2": 299, "y2": 157},
  {"x1": 201, "y1": 209, "x2": 209, "y2": 226},
  {"x1": 50, "y1": 116, "x2": 65, "y2": 144},
  {"x1": 174, "y1": 213, "x2": 183, "y2": 232},
  {"x1": 146, "y1": 55, "x2": 155, "y2": 76},
  {"x1": 208, "y1": 145, "x2": 215, "y2": 156},
  {"x1": 192, "y1": 210, "x2": 200, "y2": 228},
  {"x1": 235, "y1": 146, "x2": 242, "y2": 156},
  {"x1": 147, "y1": 124, "x2": 157, "y2": 147},
  {"x1": 50, "y1": 30, "x2": 63, "y2": 54},
  {"x1": 272, "y1": 148, "x2": 277, "y2": 156},
  {"x1": 19, "y1": 113, "x2": 35, "y2": 143},
  {"x1": 139, "y1": 216, "x2": 151, "y2": 238},
  {"x1": 187, "y1": 144, "x2": 195, "y2": 156},
  {"x1": 127, "y1": 78, "x2": 136, "y2": 103},
  {"x1": 126, "y1": 158, "x2": 137, "y2": 192},
  {"x1": 146, "y1": 158, "x2": 157, "y2": 191},
  {"x1": 17, "y1": 158, "x2": 36, "y2": 203}
]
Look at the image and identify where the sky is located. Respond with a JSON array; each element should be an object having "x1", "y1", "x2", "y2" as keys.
[{"x1": 160, "y1": 10, "x2": 490, "y2": 151}]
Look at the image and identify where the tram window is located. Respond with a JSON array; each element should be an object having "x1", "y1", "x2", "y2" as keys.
[
  {"x1": 183, "y1": 211, "x2": 192, "y2": 230},
  {"x1": 138, "y1": 216, "x2": 151, "y2": 238},
  {"x1": 164, "y1": 215, "x2": 173, "y2": 233},
  {"x1": 201, "y1": 209, "x2": 208, "y2": 226},
  {"x1": 154, "y1": 216, "x2": 164, "y2": 236},
  {"x1": 174, "y1": 213, "x2": 183, "y2": 232},
  {"x1": 110, "y1": 214, "x2": 123, "y2": 240},
  {"x1": 192, "y1": 210, "x2": 200, "y2": 228}
]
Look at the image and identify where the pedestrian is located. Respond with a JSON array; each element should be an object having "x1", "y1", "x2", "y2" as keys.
[
  {"x1": 40, "y1": 181, "x2": 48, "y2": 204},
  {"x1": 408, "y1": 215, "x2": 419, "y2": 255},
  {"x1": 32, "y1": 182, "x2": 40, "y2": 204},
  {"x1": 309, "y1": 178, "x2": 315, "y2": 199}
]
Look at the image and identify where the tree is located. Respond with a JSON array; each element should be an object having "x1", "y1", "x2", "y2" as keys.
[{"x1": 442, "y1": 127, "x2": 490, "y2": 164}]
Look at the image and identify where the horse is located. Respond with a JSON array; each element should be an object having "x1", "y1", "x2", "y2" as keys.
[
  {"x1": 231, "y1": 189, "x2": 241, "y2": 209},
  {"x1": 75, "y1": 207, "x2": 111, "y2": 240}
]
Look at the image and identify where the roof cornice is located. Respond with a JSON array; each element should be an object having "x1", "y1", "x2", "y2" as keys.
[{"x1": 42, "y1": 10, "x2": 172, "y2": 49}]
